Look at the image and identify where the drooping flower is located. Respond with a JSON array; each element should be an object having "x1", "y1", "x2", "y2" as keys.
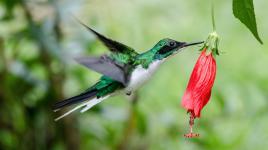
[
  {"x1": 182, "y1": 31, "x2": 219, "y2": 138},
  {"x1": 181, "y1": 48, "x2": 216, "y2": 118}
]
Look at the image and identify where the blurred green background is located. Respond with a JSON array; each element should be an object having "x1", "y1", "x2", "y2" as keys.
[{"x1": 0, "y1": 0, "x2": 268, "y2": 150}]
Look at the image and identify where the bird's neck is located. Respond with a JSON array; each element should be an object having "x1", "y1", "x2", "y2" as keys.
[{"x1": 135, "y1": 49, "x2": 159, "y2": 69}]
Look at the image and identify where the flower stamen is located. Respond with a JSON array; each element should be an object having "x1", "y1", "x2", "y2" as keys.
[{"x1": 184, "y1": 111, "x2": 199, "y2": 138}]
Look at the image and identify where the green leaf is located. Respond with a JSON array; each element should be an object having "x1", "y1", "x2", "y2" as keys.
[{"x1": 233, "y1": 0, "x2": 263, "y2": 44}]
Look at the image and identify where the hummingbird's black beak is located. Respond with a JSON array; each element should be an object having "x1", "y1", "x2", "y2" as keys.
[{"x1": 182, "y1": 41, "x2": 204, "y2": 47}]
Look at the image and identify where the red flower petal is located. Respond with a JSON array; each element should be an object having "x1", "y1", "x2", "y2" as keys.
[{"x1": 181, "y1": 49, "x2": 216, "y2": 118}]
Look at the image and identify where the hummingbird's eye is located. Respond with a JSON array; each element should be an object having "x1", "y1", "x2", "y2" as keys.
[{"x1": 169, "y1": 41, "x2": 176, "y2": 47}]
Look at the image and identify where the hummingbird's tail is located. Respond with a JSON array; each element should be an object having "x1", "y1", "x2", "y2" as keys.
[
  {"x1": 53, "y1": 89, "x2": 98, "y2": 111},
  {"x1": 53, "y1": 89, "x2": 101, "y2": 121},
  {"x1": 53, "y1": 94, "x2": 110, "y2": 121},
  {"x1": 53, "y1": 78, "x2": 122, "y2": 121}
]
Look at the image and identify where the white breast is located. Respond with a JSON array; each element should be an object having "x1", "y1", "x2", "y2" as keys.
[{"x1": 126, "y1": 60, "x2": 164, "y2": 92}]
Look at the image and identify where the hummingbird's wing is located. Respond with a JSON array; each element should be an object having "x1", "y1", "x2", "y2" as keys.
[
  {"x1": 76, "y1": 20, "x2": 139, "y2": 64},
  {"x1": 75, "y1": 55, "x2": 130, "y2": 85}
]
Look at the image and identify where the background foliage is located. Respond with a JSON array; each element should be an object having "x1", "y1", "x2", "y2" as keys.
[{"x1": 0, "y1": 0, "x2": 267, "y2": 150}]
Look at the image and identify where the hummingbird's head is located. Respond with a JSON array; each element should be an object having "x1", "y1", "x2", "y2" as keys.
[{"x1": 152, "y1": 38, "x2": 203, "y2": 60}]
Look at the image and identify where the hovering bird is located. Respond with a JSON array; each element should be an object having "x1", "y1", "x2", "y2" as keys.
[{"x1": 53, "y1": 22, "x2": 203, "y2": 121}]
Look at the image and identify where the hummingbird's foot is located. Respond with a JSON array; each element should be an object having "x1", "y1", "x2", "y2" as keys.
[
  {"x1": 126, "y1": 91, "x2": 132, "y2": 96},
  {"x1": 184, "y1": 111, "x2": 199, "y2": 138}
]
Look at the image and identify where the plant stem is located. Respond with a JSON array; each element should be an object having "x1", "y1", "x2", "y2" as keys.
[
  {"x1": 117, "y1": 92, "x2": 139, "y2": 150},
  {"x1": 211, "y1": 0, "x2": 216, "y2": 31}
]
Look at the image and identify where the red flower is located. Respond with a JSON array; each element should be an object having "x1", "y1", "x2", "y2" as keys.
[{"x1": 181, "y1": 48, "x2": 216, "y2": 118}]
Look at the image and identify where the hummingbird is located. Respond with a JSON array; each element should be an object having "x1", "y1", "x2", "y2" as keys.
[{"x1": 53, "y1": 21, "x2": 203, "y2": 121}]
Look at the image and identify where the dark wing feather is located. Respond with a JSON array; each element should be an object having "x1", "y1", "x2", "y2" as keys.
[
  {"x1": 76, "y1": 19, "x2": 138, "y2": 57},
  {"x1": 75, "y1": 55, "x2": 129, "y2": 85}
]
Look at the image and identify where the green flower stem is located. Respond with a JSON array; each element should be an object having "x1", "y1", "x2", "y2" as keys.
[{"x1": 211, "y1": 0, "x2": 216, "y2": 32}]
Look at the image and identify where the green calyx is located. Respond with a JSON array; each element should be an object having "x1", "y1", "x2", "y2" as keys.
[{"x1": 202, "y1": 31, "x2": 220, "y2": 56}]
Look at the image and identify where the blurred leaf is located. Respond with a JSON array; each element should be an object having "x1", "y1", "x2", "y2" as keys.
[
  {"x1": 233, "y1": 0, "x2": 263, "y2": 44},
  {"x1": 0, "y1": 0, "x2": 19, "y2": 20},
  {"x1": 0, "y1": 130, "x2": 18, "y2": 149}
]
